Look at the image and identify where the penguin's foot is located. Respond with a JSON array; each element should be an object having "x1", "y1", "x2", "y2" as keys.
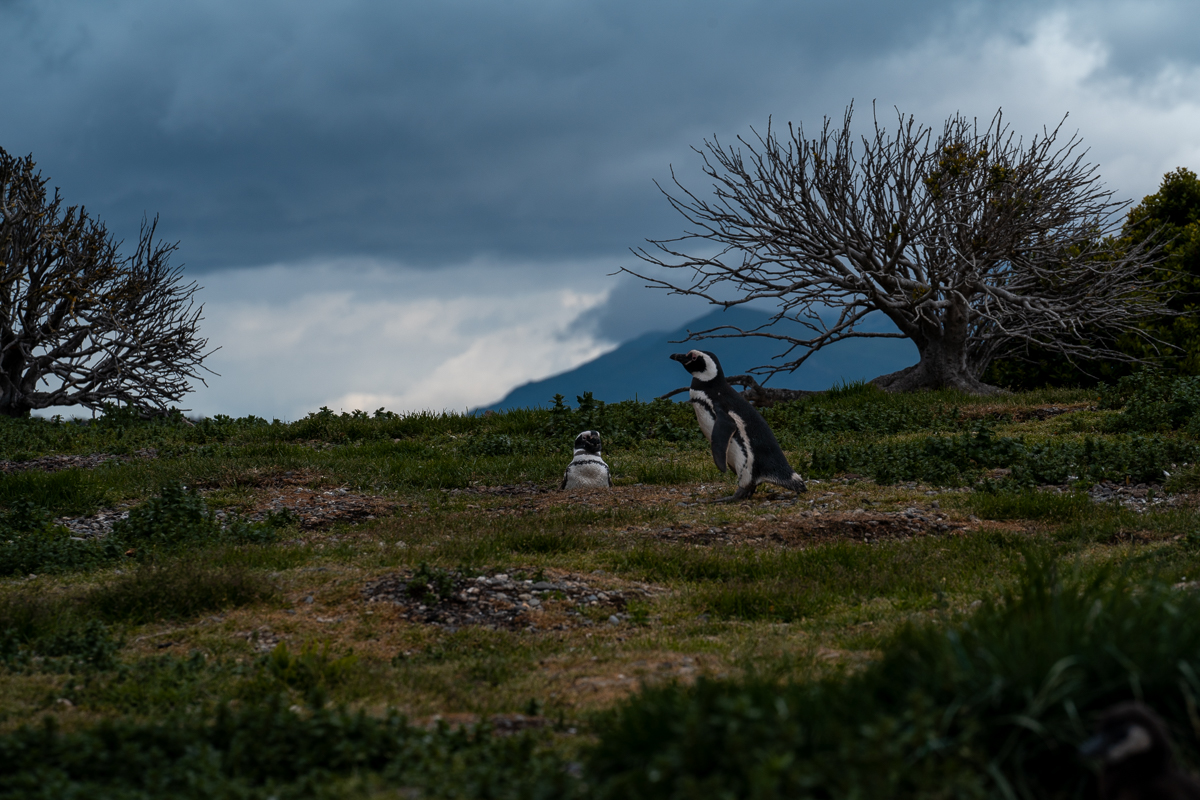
[{"x1": 731, "y1": 485, "x2": 757, "y2": 502}]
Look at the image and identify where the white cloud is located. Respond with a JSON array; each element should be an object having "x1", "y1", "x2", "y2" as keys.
[
  {"x1": 185, "y1": 259, "x2": 616, "y2": 420},
  {"x1": 837, "y1": 9, "x2": 1200, "y2": 203}
]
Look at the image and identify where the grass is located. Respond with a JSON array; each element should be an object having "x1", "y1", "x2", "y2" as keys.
[{"x1": 1, "y1": 388, "x2": 1199, "y2": 796}]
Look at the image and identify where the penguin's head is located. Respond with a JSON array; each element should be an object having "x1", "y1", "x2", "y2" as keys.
[
  {"x1": 1081, "y1": 702, "x2": 1173, "y2": 775},
  {"x1": 670, "y1": 350, "x2": 723, "y2": 383},
  {"x1": 574, "y1": 430, "x2": 602, "y2": 455}
]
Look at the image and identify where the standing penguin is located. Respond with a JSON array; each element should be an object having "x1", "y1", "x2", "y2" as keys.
[
  {"x1": 670, "y1": 350, "x2": 806, "y2": 502},
  {"x1": 560, "y1": 430, "x2": 612, "y2": 489}
]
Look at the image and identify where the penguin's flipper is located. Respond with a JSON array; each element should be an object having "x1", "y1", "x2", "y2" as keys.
[
  {"x1": 709, "y1": 415, "x2": 735, "y2": 473},
  {"x1": 560, "y1": 472, "x2": 568, "y2": 490}
]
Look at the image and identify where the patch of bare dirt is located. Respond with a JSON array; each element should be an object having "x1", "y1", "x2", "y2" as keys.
[
  {"x1": 1082, "y1": 481, "x2": 1182, "y2": 513},
  {"x1": 0, "y1": 448, "x2": 158, "y2": 473},
  {"x1": 362, "y1": 567, "x2": 667, "y2": 632},
  {"x1": 54, "y1": 469, "x2": 396, "y2": 536},
  {"x1": 239, "y1": 471, "x2": 396, "y2": 530},
  {"x1": 958, "y1": 403, "x2": 1092, "y2": 421},
  {"x1": 412, "y1": 712, "x2": 556, "y2": 736},
  {"x1": 444, "y1": 482, "x2": 800, "y2": 517},
  {"x1": 649, "y1": 508, "x2": 966, "y2": 548}
]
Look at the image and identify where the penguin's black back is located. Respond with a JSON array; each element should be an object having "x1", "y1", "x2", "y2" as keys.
[{"x1": 682, "y1": 351, "x2": 794, "y2": 482}]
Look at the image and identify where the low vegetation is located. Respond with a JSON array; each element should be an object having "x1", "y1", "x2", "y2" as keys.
[{"x1": 2, "y1": 382, "x2": 1199, "y2": 797}]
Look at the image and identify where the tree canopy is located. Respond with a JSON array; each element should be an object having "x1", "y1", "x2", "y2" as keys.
[
  {"x1": 986, "y1": 166, "x2": 1200, "y2": 388},
  {"x1": 0, "y1": 148, "x2": 212, "y2": 417},
  {"x1": 626, "y1": 106, "x2": 1170, "y2": 394}
]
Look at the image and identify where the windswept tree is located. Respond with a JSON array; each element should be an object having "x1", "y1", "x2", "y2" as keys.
[
  {"x1": 626, "y1": 106, "x2": 1170, "y2": 394},
  {"x1": 0, "y1": 148, "x2": 212, "y2": 417}
]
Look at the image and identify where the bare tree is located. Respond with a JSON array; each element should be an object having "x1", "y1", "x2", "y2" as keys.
[
  {"x1": 0, "y1": 148, "x2": 213, "y2": 417},
  {"x1": 626, "y1": 105, "x2": 1169, "y2": 395}
]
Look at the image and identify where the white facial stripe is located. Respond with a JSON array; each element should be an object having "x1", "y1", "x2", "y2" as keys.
[
  {"x1": 691, "y1": 350, "x2": 718, "y2": 382},
  {"x1": 1107, "y1": 725, "x2": 1154, "y2": 762}
]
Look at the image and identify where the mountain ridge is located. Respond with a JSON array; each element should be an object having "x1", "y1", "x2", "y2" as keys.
[{"x1": 486, "y1": 307, "x2": 916, "y2": 410}]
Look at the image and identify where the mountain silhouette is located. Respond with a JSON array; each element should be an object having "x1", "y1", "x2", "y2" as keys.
[{"x1": 486, "y1": 306, "x2": 916, "y2": 409}]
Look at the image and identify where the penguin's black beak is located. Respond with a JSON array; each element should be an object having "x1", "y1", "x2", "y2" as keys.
[{"x1": 670, "y1": 353, "x2": 688, "y2": 363}]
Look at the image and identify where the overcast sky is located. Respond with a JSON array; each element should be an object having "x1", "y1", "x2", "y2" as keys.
[{"x1": 3, "y1": 0, "x2": 1198, "y2": 418}]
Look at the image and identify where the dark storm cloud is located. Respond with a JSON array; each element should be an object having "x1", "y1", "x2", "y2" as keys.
[
  {"x1": 2, "y1": 0, "x2": 1197, "y2": 273},
  {"x1": 0, "y1": 0, "x2": 1014, "y2": 271}
]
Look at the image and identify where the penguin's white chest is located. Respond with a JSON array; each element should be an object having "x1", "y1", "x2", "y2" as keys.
[
  {"x1": 689, "y1": 390, "x2": 717, "y2": 442},
  {"x1": 726, "y1": 411, "x2": 755, "y2": 486},
  {"x1": 563, "y1": 456, "x2": 610, "y2": 489}
]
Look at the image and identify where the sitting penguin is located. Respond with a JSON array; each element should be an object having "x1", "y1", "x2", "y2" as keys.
[
  {"x1": 670, "y1": 350, "x2": 806, "y2": 502},
  {"x1": 1081, "y1": 702, "x2": 1200, "y2": 800},
  {"x1": 560, "y1": 430, "x2": 612, "y2": 490}
]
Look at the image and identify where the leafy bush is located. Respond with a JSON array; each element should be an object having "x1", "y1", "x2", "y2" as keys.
[
  {"x1": 1100, "y1": 371, "x2": 1200, "y2": 432},
  {"x1": 546, "y1": 392, "x2": 700, "y2": 447},
  {"x1": 30, "y1": 620, "x2": 121, "y2": 671},
  {"x1": 84, "y1": 560, "x2": 276, "y2": 624},
  {"x1": 809, "y1": 421, "x2": 1026, "y2": 485},
  {"x1": 406, "y1": 562, "x2": 458, "y2": 602},
  {"x1": 256, "y1": 642, "x2": 359, "y2": 695},
  {"x1": 0, "y1": 614, "x2": 120, "y2": 673},
  {"x1": 766, "y1": 385, "x2": 967, "y2": 436},
  {"x1": 112, "y1": 482, "x2": 278, "y2": 552},
  {"x1": 808, "y1": 423, "x2": 1198, "y2": 487},
  {"x1": 588, "y1": 557, "x2": 1200, "y2": 799},
  {"x1": 0, "y1": 469, "x2": 113, "y2": 516},
  {"x1": 0, "y1": 695, "x2": 583, "y2": 799},
  {"x1": 1, "y1": 482, "x2": 287, "y2": 577},
  {"x1": 0, "y1": 501, "x2": 121, "y2": 576},
  {"x1": 959, "y1": 488, "x2": 1097, "y2": 522}
]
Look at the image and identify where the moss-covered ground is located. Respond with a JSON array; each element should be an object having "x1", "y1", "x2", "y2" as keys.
[{"x1": 3, "y1": 380, "x2": 1200, "y2": 797}]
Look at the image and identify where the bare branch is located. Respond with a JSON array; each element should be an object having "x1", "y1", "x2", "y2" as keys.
[
  {"x1": 625, "y1": 104, "x2": 1169, "y2": 394},
  {"x1": 0, "y1": 149, "x2": 215, "y2": 417}
]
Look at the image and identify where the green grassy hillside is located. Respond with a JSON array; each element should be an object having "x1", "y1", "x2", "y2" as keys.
[{"x1": 3, "y1": 378, "x2": 1200, "y2": 798}]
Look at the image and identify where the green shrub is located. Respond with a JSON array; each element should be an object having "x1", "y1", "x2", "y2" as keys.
[
  {"x1": 112, "y1": 483, "x2": 278, "y2": 552},
  {"x1": 0, "y1": 501, "x2": 121, "y2": 577},
  {"x1": 85, "y1": 560, "x2": 276, "y2": 624},
  {"x1": 588, "y1": 556, "x2": 1200, "y2": 799},
  {"x1": 0, "y1": 695, "x2": 583, "y2": 799},
  {"x1": 546, "y1": 392, "x2": 701, "y2": 447},
  {"x1": 0, "y1": 469, "x2": 113, "y2": 516},
  {"x1": 766, "y1": 386, "x2": 967, "y2": 436},
  {"x1": 406, "y1": 562, "x2": 457, "y2": 602},
  {"x1": 1, "y1": 561, "x2": 274, "y2": 672},
  {"x1": 256, "y1": 642, "x2": 358, "y2": 695},
  {"x1": 808, "y1": 426, "x2": 1197, "y2": 487},
  {"x1": 32, "y1": 620, "x2": 120, "y2": 671},
  {"x1": 1100, "y1": 371, "x2": 1200, "y2": 432},
  {"x1": 809, "y1": 421, "x2": 1026, "y2": 485},
  {"x1": 0, "y1": 613, "x2": 120, "y2": 673},
  {"x1": 959, "y1": 488, "x2": 1098, "y2": 522}
]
